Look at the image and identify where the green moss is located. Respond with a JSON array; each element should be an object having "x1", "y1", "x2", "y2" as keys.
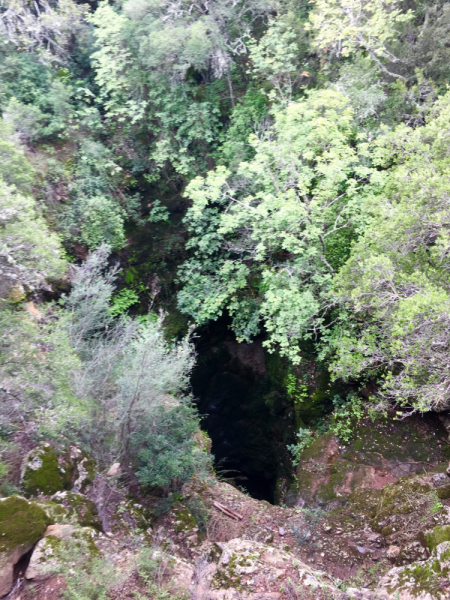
[
  {"x1": 52, "y1": 492, "x2": 101, "y2": 530},
  {"x1": 390, "y1": 560, "x2": 449, "y2": 598},
  {"x1": 36, "y1": 501, "x2": 69, "y2": 522},
  {"x1": 82, "y1": 457, "x2": 96, "y2": 484},
  {"x1": 0, "y1": 495, "x2": 53, "y2": 554},
  {"x1": 437, "y1": 484, "x2": 450, "y2": 500},
  {"x1": 425, "y1": 525, "x2": 450, "y2": 551},
  {"x1": 299, "y1": 432, "x2": 335, "y2": 462},
  {"x1": 172, "y1": 504, "x2": 196, "y2": 533},
  {"x1": 22, "y1": 444, "x2": 64, "y2": 496}
]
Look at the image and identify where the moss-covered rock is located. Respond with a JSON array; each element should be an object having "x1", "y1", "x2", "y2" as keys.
[
  {"x1": 25, "y1": 524, "x2": 100, "y2": 581},
  {"x1": 21, "y1": 443, "x2": 96, "y2": 498},
  {"x1": 295, "y1": 414, "x2": 449, "y2": 510},
  {"x1": 0, "y1": 495, "x2": 53, "y2": 596},
  {"x1": 59, "y1": 446, "x2": 96, "y2": 494},
  {"x1": 425, "y1": 524, "x2": 450, "y2": 551},
  {"x1": 21, "y1": 443, "x2": 64, "y2": 496},
  {"x1": 51, "y1": 491, "x2": 102, "y2": 530},
  {"x1": 378, "y1": 541, "x2": 450, "y2": 598}
]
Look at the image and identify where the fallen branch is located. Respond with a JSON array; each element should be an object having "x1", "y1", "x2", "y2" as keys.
[{"x1": 213, "y1": 501, "x2": 244, "y2": 521}]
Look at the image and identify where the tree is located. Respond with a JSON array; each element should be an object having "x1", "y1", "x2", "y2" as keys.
[
  {"x1": 89, "y1": 0, "x2": 276, "y2": 181},
  {"x1": 64, "y1": 246, "x2": 207, "y2": 486},
  {"x1": 306, "y1": 0, "x2": 413, "y2": 80},
  {"x1": 0, "y1": 0, "x2": 89, "y2": 65},
  {"x1": 330, "y1": 90, "x2": 450, "y2": 413},
  {"x1": 178, "y1": 89, "x2": 372, "y2": 362},
  {"x1": 0, "y1": 122, "x2": 65, "y2": 296}
]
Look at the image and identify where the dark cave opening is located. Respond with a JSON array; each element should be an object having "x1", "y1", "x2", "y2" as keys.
[{"x1": 191, "y1": 320, "x2": 296, "y2": 503}]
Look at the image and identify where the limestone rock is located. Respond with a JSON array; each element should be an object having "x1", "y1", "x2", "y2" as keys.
[
  {"x1": 50, "y1": 491, "x2": 102, "y2": 530},
  {"x1": 396, "y1": 541, "x2": 429, "y2": 566},
  {"x1": 25, "y1": 525, "x2": 98, "y2": 582},
  {"x1": 294, "y1": 416, "x2": 448, "y2": 509},
  {"x1": 208, "y1": 538, "x2": 338, "y2": 598},
  {"x1": 106, "y1": 463, "x2": 121, "y2": 477},
  {"x1": 21, "y1": 443, "x2": 64, "y2": 496},
  {"x1": 377, "y1": 541, "x2": 450, "y2": 599},
  {"x1": 21, "y1": 443, "x2": 96, "y2": 498},
  {"x1": 0, "y1": 495, "x2": 53, "y2": 596}
]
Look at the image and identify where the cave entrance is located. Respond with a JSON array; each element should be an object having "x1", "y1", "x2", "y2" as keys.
[{"x1": 191, "y1": 320, "x2": 296, "y2": 503}]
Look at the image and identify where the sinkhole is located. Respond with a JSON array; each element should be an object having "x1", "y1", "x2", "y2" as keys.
[{"x1": 191, "y1": 320, "x2": 296, "y2": 503}]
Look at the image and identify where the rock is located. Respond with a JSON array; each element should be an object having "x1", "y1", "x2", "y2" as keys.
[
  {"x1": 424, "y1": 524, "x2": 450, "y2": 551},
  {"x1": 0, "y1": 495, "x2": 53, "y2": 596},
  {"x1": 386, "y1": 545, "x2": 401, "y2": 560},
  {"x1": 70, "y1": 454, "x2": 95, "y2": 493},
  {"x1": 21, "y1": 443, "x2": 96, "y2": 497},
  {"x1": 25, "y1": 525, "x2": 98, "y2": 582},
  {"x1": 106, "y1": 463, "x2": 121, "y2": 477},
  {"x1": 430, "y1": 472, "x2": 448, "y2": 488},
  {"x1": 209, "y1": 538, "x2": 339, "y2": 598},
  {"x1": 50, "y1": 491, "x2": 102, "y2": 530},
  {"x1": 377, "y1": 541, "x2": 450, "y2": 599},
  {"x1": 396, "y1": 541, "x2": 429, "y2": 566},
  {"x1": 21, "y1": 443, "x2": 64, "y2": 496},
  {"x1": 294, "y1": 416, "x2": 449, "y2": 510},
  {"x1": 278, "y1": 527, "x2": 285, "y2": 536},
  {"x1": 145, "y1": 550, "x2": 195, "y2": 596}
]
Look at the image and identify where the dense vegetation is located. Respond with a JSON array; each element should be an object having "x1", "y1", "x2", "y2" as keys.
[{"x1": 2, "y1": 0, "x2": 450, "y2": 492}]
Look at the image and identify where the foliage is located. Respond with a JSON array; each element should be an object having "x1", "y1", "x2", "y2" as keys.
[
  {"x1": 0, "y1": 177, "x2": 65, "y2": 293},
  {"x1": 48, "y1": 536, "x2": 124, "y2": 600},
  {"x1": 132, "y1": 403, "x2": 208, "y2": 490},
  {"x1": 306, "y1": 0, "x2": 414, "y2": 79},
  {"x1": 247, "y1": 19, "x2": 300, "y2": 103},
  {"x1": 0, "y1": 120, "x2": 35, "y2": 190},
  {"x1": 178, "y1": 89, "x2": 372, "y2": 362},
  {"x1": 330, "y1": 91, "x2": 450, "y2": 413},
  {"x1": 329, "y1": 393, "x2": 364, "y2": 442},
  {"x1": 286, "y1": 427, "x2": 314, "y2": 466},
  {"x1": 0, "y1": 0, "x2": 89, "y2": 65},
  {"x1": 62, "y1": 246, "x2": 209, "y2": 487},
  {"x1": 109, "y1": 287, "x2": 141, "y2": 316}
]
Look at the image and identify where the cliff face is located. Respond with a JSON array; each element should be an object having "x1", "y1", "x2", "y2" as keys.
[{"x1": 2, "y1": 411, "x2": 450, "y2": 600}]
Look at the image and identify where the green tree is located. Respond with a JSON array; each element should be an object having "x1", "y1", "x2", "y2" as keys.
[
  {"x1": 330, "y1": 90, "x2": 450, "y2": 413},
  {"x1": 178, "y1": 89, "x2": 372, "y2": 362},
  {"x1": 306, "y1": 0, "x2": 413, "y2": 80}
]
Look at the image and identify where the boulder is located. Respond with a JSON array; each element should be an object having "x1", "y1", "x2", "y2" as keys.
[
  {"x1": 208, "y1": 538, "x2": 337, "y2": 598},
  {"x1": 377, "y1": 541, "x2": 450, "y2": 599},
  {"x1": 21, "y1": 443, "x2": 64, "y2": 496},
  {"x1": 59, "y1": 446, "x2": 95, "y2": 493},
  {"x1": 21, "y1": 443, "x2": 96, "y2": 497},
  {"x1": 0, "y1": 495, "x2": 53, "y2": 596},
  {"x1": 294, "y1": 415, "x2": 450, "y2": 509},
  {"x1": 50, "y1": 491, "x2": 102, "y2": 530},
  {"x1": 25, "y1": 525, "x2": 98, "y2": 582},
  {"x1": 106, "y1": 463, "x2": 121, "y2": 477}
]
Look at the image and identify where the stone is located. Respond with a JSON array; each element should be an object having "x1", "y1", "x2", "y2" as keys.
[
  {"x1": 106, "y1": 463, "x2": 121, "y2": 477},
  {"x1": 0, "y1": 495, "x2": 53, "y2": 596},
  {"x1": 21, "y1": 443, "x2": 64, "y2": 496},
  {"x1": 430, "y1": 472, "x2": 448, "y2": 488},
  {"x1": 386, "y1": 545, "x2": 401, "y2": 560},
  {"x1": 396, "y1": 541, "x2": 429, "y2": 566},
  {"x1": 50, "y1": 491, "x2": 102, "y2": 530},
  {"x1": 25, "y1": 526, "x2": 97, "y2": 582},
  {"x1": 377, "y1": 541, "x2": 450, "y2": 599}
]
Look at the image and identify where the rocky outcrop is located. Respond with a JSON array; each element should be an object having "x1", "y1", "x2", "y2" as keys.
[
  {"x1": 50, "y1": 491, "x2": 102, "y2": 530},
  {"x1": 293, "y1": 415, "x2": 450, "y2": 509},
  {"x1": 25, "y1": 524, "x2": 98, "y2": 582},
  {"x1": 0, "y1": 496, "x2": 53, "y2": 596},
  {"x1": 378, "y1": 541, "x2": 450, "y2": 599},
  {"x1": 21, "y1": 443, "x2": 95, "y2": 497}
]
